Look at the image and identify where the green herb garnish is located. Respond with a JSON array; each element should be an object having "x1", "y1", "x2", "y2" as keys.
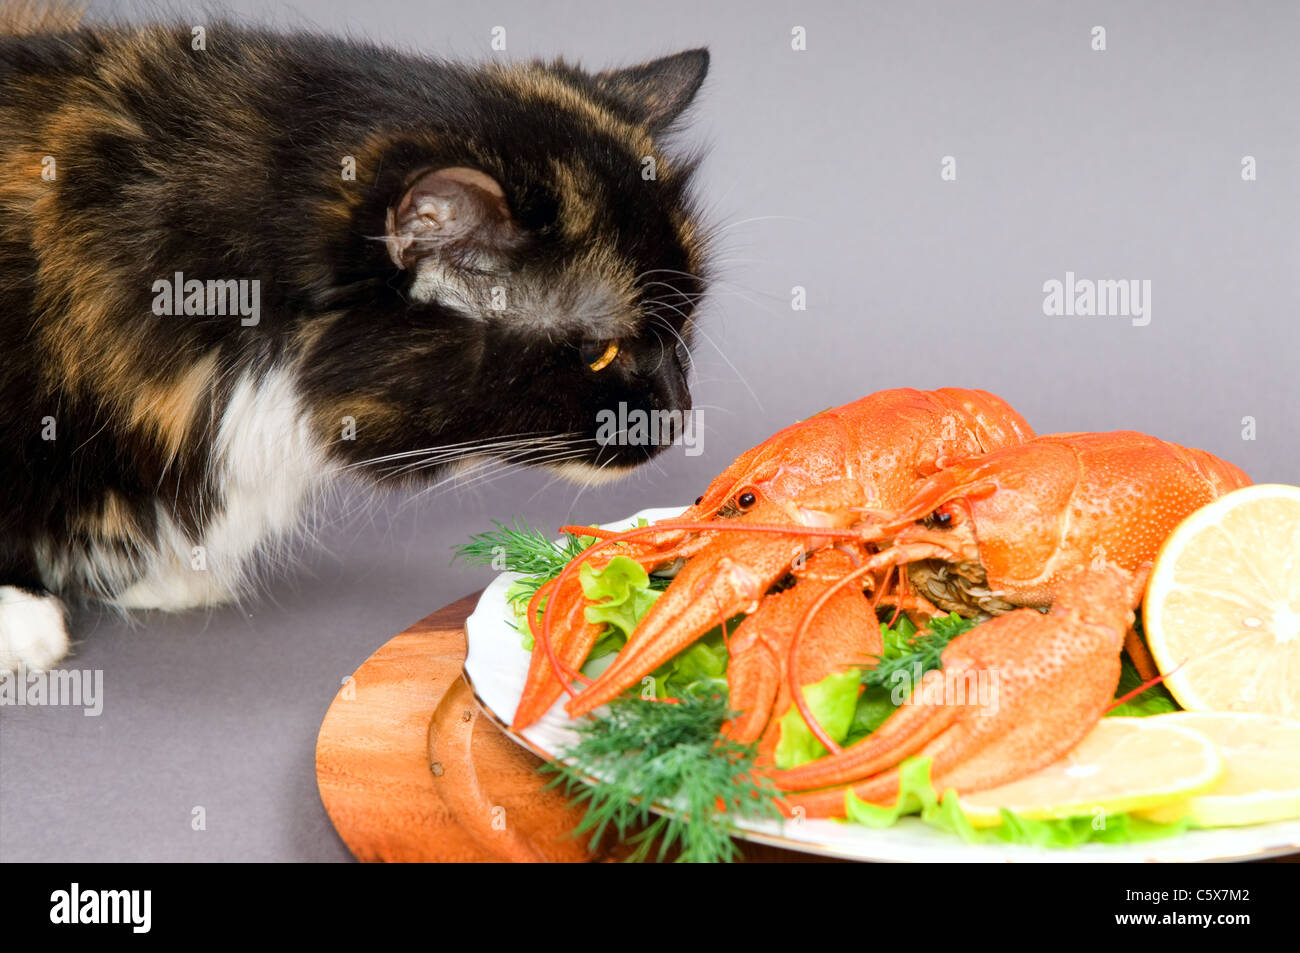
[
  {"x1": 842, "y1": 612, "x2": 980, "y2": 742},
  {"x1": 454, "y1": 519, "x2": 593, "y2": 577},
  {"x1": 456, "y1": 518, "x2": 671, "y2": 628},
  {"x1": 863, "y1": 612, "x2": 979, "y2": 690},
  {"x1": 545, "y1": 687, "x2": 782, "y2": 863},
  {"x1": 455, "y1": 519, "x2": 599, "y2": 643}
]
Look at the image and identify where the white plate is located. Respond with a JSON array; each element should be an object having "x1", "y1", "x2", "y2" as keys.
[{"x1": 464, "y1": 506, "x2": 1300, "y2": 862}]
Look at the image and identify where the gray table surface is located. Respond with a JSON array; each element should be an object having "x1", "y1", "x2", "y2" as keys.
[{"x1": 0, "y1": 478, "x2": 697, "y2": 862}]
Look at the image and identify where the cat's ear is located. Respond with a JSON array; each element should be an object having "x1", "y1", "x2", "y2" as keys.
[
  {"x1": 385, "y1": 167, "x2": 518, "y2": 270},
  {"x1": 595, "y1": 49, "x2": 709, "y2": 133}
]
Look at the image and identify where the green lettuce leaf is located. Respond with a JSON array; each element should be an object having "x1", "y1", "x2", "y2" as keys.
[
  {"x1": 773, "y1": 671, "x2": 861, "y2": 768},
  {"x1": 651, "y1": 627, "x2": 729, "y2": 699},
  {"x1": 773, "y1": 613, "x2": 983, "y2": 764},
  {"x1": 844, "y1": 684, "x2": 899, "y2": 744},
  {"x1": 844, "y1": 756, "x2": 1190, "y2": 847},
  {"x1": 580, "y1": 555, "x2": 662, "y2": 639},
  {"x1": 575, "y1": 554, "x2": 730, "y2": 698},
  {"x1": 842, "y1": 757, "x2": 943, "y2": 827},
  {"x1": 505, "y1": 578, "x2": 542, "y2": 650}
]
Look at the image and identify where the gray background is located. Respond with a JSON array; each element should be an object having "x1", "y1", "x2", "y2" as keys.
[{"x1": 2, "y1": 0, "x2": 1296, "y2": 861}]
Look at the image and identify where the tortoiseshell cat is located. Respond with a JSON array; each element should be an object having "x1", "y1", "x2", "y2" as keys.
[{"x1": 0, "y1": 5, "x2": 710, "y2": 670}]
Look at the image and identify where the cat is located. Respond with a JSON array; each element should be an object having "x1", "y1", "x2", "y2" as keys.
[{"x1": 0, "y1": 6, "x2": 711, "y2": 671}]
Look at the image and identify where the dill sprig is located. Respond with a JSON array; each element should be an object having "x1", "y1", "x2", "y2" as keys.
[
  {"x1": 544, "y1": 688, "x2": 783, "y2": 863},
  {"x1": 454, "y1": 519, "x2": 600, "y2": 614},
  {"x1": 459, "y1": 519, "x2": 773, "y2": 860},
  {"x1": 455, "y1": 518, "x2": 672, "y2": 616},
  {"x1": 862, "y1": 612, "x2": 978, "y2": 689},
  {"x1": 454, "y1": 519, "x2": 593, "y2": 576}
]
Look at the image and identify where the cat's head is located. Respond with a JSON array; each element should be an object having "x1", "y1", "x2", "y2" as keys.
[{"x1": 306, "y1": 49, "x2": 712, "y2": 486}]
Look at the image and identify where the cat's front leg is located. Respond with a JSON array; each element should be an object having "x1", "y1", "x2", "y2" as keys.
[{"x1": 0, "y1": 574, "x2": 70, "y2": 673}]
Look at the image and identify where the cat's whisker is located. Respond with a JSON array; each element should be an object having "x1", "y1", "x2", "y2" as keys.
[
  {"x1": 714, "y1": 214, "x2": 804, "y2": 231},
  {"x1": 688, "y1": 323, "x2": 763, "y2": 412},
  {"x1": 645, "y1": 300, "x2": 721, "y2": 393},
  {"x1": 399, "y1": 443, "x2": 583, "y2": 480},
  {"x1": 462, "y1": 449, "x2": 593, "y2": 489},
  {"x1": 642, "y1": 277, "x2": 787, "y2": 306},
  {"x1": 402, "y1": 446, "x2": 593, "y2": 508},
  {"x1": 649, "y1": 314, "x2": 696, "y2": 368},
  {"x1": 389, "y1": 436, "x2": 590, "y2": 481},
  {"x1": 360, "y1": 434, "x2": 584, "y2": 477},
  {"x1": 632, "y1": 262, "x2": 758, "y2": 283},
  {"x1": 524, "y1": 463, "x2": 576, "y2": 504},
  {"x1": 340, "y1": 430, "x2": 566, "y2": 470},
  {"x1": 650, "y1": 282, "x2": 794, "y2": 336},
  {"x1": 384, "y1": 447, "x2": 533, "y2": 481},
  {"x1": 646, "y1": 327, "x2": 670, "y2": 375},
  {"x1": 566, "y1": 444, "x2": 620, "y2": 512},
  {"x1": 686, "y1": 401, "x2": 736, "y2": 418}
]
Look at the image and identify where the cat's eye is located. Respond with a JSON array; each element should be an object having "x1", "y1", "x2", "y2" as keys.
[{"x1": 580, "y1": 339, "x2": 620, "y2": 372}]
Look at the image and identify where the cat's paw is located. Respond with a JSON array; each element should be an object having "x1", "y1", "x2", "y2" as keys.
[{"x1": 0, "y1": 586, "x2": 70, "y2": 672}]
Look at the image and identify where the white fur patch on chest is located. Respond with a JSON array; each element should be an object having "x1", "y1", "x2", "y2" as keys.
[{"x1": 112, "y1": 366, "x2": 325, "y2": 610}]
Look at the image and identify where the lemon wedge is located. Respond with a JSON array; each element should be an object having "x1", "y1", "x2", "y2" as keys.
[
  {"x1": 1137, "y1": 712, "x2": 1300, "y2": 826},
  {"x1": 1143, "y1": 483, "x2": 1300, "y2": 718},
  {"x1": 957, "y1": 717, "x2": 1222, "y2": 827}
]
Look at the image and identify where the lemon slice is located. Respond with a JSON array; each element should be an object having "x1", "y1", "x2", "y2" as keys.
[
  {"x1": 957, "y1": 717, "x2": 1222, "y2": 827},
  {"x1": 1137, "y1": 712, "x2": 1300, "y2": 826},
  {"x1": 1143, "y1": 483, "x2": 1300, "y2": 718}
]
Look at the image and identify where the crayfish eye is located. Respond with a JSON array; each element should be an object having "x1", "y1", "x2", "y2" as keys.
[
  {"x1": 737, "y1": 491, "x2": 757, "y2": 509},
  {"x1": 694, "y1": 495, "x2": 704, "y2": 506},
  {"x1": 580, "y1": 339, "x2": 619, "y2": 371},
  {"x1": 923, "y1": 509, "x2": 953, "y2": 529}
]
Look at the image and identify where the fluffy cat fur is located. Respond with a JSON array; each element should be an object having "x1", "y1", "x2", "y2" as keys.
[{"x1": 0, "y1": 7, "x2": 711, "y2": 670}]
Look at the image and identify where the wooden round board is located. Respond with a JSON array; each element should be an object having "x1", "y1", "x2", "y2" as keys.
[
  {"x1": 317, "y1": 593, "x2": 1300, "y2": 864},
  {"x1": 314, "y1": 592, "x2": 830, "y2": 862}
]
